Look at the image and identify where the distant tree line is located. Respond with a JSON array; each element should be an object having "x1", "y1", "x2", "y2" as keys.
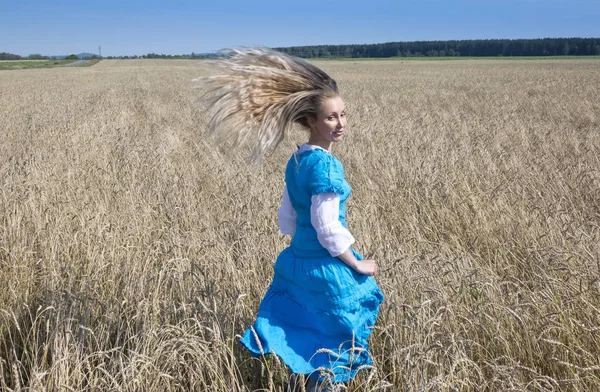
[
  {"x1": 0, "y1": 52, "x2": 24, "y2": 60},
  {"x1": 0, "y1": 52, "x2": 61, "y2": 60},
  {"x1": 0, "y1": 52, "x2": 98, "y2": 60},
  {"x1": 1, "y1": 51, "x2": 197, "y2": 60},
  {"x1": 104, "y1": 52, "x2": 219, "y2": 59},
  {"x1": 4, "y1": 38, "x2": 599, "y2": 61},
  {"x1": 109, "y1": 53, "x2": 188, "y2": 59},
  {"x1": 275, "y1": 38, "x2": 600, "y2": 58}
]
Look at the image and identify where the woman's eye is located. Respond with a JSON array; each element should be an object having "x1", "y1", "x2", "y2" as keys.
[{"x1": 327, "y1": 116, "x2": 334, "y2": 121}]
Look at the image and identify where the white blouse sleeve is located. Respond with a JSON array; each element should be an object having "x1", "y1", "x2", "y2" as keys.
[
  {"x1": 310, "y1": 193, "x2": 355, "y2": 257},
  {"x1": 278, "y1": 185, "x2": 297, "y2": 235}
]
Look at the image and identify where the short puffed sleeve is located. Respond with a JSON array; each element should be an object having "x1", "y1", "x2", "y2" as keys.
[{"x1": 308, "y1": 155, "x2": 345, "y2": 195}]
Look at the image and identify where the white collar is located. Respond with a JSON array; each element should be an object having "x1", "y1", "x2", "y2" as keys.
[{"x1": 298, "y1": 143, "x2": 330, "y2": 154}]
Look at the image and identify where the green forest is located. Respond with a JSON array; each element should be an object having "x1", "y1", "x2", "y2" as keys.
[{"x1": 275, "y1": 38, "x2": 600, "y2": 58}]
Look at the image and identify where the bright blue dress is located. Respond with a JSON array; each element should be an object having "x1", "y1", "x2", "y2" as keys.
[{"x1": 240, "y1": 147, "x2": 384, "y2": 382}]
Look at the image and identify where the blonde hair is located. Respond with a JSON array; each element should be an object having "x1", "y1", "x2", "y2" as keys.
[{"x1": 195, "y1": 48, "x2": 339, "y2": 161}]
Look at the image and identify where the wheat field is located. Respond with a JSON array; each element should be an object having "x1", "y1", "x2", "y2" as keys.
[{"x1": 1, "y1": 58, "x2": 599, "y2": 391}]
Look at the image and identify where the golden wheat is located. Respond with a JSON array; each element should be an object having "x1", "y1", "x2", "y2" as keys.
[{"x1": 1, "y1": 58, "x2": 599, "y2": 391}]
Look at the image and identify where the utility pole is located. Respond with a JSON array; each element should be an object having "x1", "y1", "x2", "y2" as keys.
[{"x1": 99, "y1": 46, "x2": 102, "y2": 58}]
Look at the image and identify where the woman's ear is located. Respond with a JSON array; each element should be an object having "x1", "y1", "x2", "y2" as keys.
[{"x1": 307, "y1": 115, "x2": 315, "y2": 130}]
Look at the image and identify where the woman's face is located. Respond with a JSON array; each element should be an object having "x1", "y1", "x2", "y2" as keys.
[{"x1": 308, "y1": 95, "x2": 347, "y2": 148}]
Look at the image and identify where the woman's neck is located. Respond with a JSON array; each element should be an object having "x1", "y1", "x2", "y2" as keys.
[{"x1": 307, "y1": 135, "x2": 332, "y2": 152}]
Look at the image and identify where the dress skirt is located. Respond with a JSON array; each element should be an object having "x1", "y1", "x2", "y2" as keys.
[{"x1": 240, "y1": 246, "x2": 384, "y2": 382}]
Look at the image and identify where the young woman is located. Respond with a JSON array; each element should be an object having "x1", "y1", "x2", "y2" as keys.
[{"x1": 199, "y1": 48, "x2": 384, "y2": 391}]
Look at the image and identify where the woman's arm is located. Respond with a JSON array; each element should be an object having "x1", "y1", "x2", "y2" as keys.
[
  {"x1": 278, "y1": 185, "x2": 297, "y2": 235},
  {"x1": 310, "y1": 193, "x2": 377, "y2": 276}
]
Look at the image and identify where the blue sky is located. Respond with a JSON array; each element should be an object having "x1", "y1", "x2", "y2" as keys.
[{"x1": 1, "y1": 0, "x2": 598, "y2": 56}]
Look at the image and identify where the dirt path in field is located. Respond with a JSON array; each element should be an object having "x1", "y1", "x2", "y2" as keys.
[{"x1": 65, "y1": 60, "x2": 89, "y2": 66}]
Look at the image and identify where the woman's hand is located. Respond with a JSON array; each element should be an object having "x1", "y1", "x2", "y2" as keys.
[
  {"x1": 337, "y1": 249, "x2": 377, "y2": 276},
  {"x1": 354, "y1": 259, "x2": 377, "y2": 276}
]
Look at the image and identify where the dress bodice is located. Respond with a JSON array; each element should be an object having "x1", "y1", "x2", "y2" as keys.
[{"x1": 285, "y1": 148, "x2": 352, "y2": 257}]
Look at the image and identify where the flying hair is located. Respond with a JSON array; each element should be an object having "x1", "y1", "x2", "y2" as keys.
[{"x1": 194, "y1": 48, "x2": 339, "y2": 161}]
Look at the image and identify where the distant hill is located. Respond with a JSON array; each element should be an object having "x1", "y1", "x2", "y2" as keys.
[{"x1": 52, "y1": 52, "x2": 98, "y2": 59}]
